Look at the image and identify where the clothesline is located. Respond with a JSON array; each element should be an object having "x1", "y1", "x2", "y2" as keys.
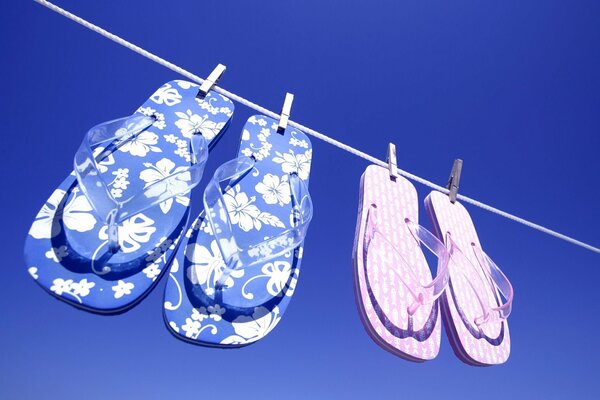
[{"x1": 33, "y1": 0, "x2": 600, "y2": 254}]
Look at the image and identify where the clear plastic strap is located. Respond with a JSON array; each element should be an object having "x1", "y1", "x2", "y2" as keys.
[
  {"x1": 74, "y1": 115, "x2": 209, "y2": 252},
  {"x1": 363, "y1": 204, "x2": 450, "y2": 315},
  {"x1": 446, "y1": 235, "x2": 514, "y2": 326},
  {"x1": 203, "y1": 156, "x2": 313, "y2": 287},
  {"x1": 471, "y1": 243, "x2": 514, "y2": 323}
]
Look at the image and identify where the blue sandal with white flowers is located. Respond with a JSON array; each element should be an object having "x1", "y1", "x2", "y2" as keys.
[
  {"x1": 24, "y1": 80, "x2": 234, "y2": 313},
  {"x1": 164, "y1": 115, "x2": 313, "y2": 346}
]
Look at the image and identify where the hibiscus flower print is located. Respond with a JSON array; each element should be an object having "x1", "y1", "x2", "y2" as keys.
[
  {"x1": 224, "y1": 185, "x2": 285, "y2": 232},
  {"x1": 186, "y1": 241, "x2": 244, "y2": 296},
  {"x1": 174, "y1": 110, "x2": 225, "y2": 140},
  {"x1": 118, "y1": 130, "x2": 162, "y2": 157},
  {"x1": 29, "y1": 189, "x2": 97, "y2": 240},
  {"x1": 255, "y1": 174, "x2": 291, "y2": 206},
  {"x1": 223, "y1": 186, "x2": 262, "y2": 232},
  {"x1": 139, "y1": 158, "x2": 191, "y2": 213},
  {"x1": 273, "y1": 149, "x2": 312, "y2": 180}
]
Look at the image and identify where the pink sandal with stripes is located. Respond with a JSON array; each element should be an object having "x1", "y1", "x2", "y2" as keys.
[{"x1": 353, "y1": 165, "x2": 450, "y2": 361}]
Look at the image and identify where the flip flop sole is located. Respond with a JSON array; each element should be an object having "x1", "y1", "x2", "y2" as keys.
[
  {"x1": 24, "y1": 81, "x2": 234, "y2": 313},
  {"x1": 425, "y1": 191, "x2": 510, "y2": 366},
  {"x1": 164, "y1": 115, "x2": 312, "y2": 346},
  {"x1": 353, "y1": 165, "x2": 441, "y2": 361}
]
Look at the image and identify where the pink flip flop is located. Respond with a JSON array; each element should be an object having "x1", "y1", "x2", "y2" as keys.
[
  {"x1": 352, "y1": 165, "x2": 450, "y2": 361},
  {"x1": 425, "y1": 190, "x2": 514, "y2": 366}
]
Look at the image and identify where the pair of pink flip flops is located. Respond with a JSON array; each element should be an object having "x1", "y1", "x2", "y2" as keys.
[{"x1": 353, "y1": 165, "x2": 513, "y2": 365}]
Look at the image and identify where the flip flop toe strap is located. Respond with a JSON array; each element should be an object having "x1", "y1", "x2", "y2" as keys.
[
  {"x1": 446, "y1": 236, "x2": 514, "y2": 327},
  {"x1": 203, "y1": 156, "x2": 313, "y2": 289},
  {"x1": 363, "y1": 204, "x2": 450, "y2": 315},
  {"x1": 74, "y1": 114, "x2": 209, "y2": 253}
]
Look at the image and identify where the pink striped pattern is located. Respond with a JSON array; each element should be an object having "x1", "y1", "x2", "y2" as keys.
[
  {"x1": 353, "y1": 165, "x2": 441, "y2": 361},
  {"x1": 425, "y1": 191, "x2": 510, "y2": 365}
]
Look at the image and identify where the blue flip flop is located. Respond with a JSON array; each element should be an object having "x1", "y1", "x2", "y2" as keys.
[
  {"x1": 25, "y1": 80, "x2": 234, "y2": 313},
  {"x1": 164, "y1": 115, "x2": 313, "y2": 346}
]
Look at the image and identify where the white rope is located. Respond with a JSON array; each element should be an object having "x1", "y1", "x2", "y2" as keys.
[{"x1": 33, "y1": 0, "x2": 600, "y2": 254}]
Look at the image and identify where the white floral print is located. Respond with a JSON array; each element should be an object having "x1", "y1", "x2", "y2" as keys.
[
  {"x1": 181, "y1": 317, "x2": 201, "y2": 338},
  {"x1": 172, "y1": 138, "x2": 192, "y2": 162},
  {"x1": 112, "y1": 280, "x2": 134, "y2": 299},
  {"x1": 50, "y1": 278, "x2": 95, "y2": 303},
  {"x1": 241, "y1": 148, "x2": 253, "y2": 158},
  {"x1": 136, "y1": 107, "x2": 166, "y2": 130},
  {"x1": 247, "y1": 117, "x2": 267, "y2": 127},
  {"x1": 174, "y1": 110, "x2": 225, "y2": 140},
  {"x1": 118, "y1": 130, "x2": 161, "y2": 157},
  {"x1": 273, "y1": 149, "x2": 312, "y2": 180},
  {"x1": 180, "y1": 307, "x2": 219, "y2": 339},
  {"x1": 29, "y1": 189, "x2": 97, "y2": 239},
  {"x1": 196, "y1": 97, "x2": 234, "y2": 117},
  {"x1": 98, "y1": 213, "x2": 156, "y2": 253},
  {"x1": 164, "y1": 134, "x2": 178, "y2": 144},
  {"x1": 224, "y1": 185, "x2": 284, "y2": 232},
  {"x1": 186, "y1": 241, "x2": 244, "y2": 296},
  {"x1": 109, "y1": 168, "x2": 130, "y2": 199},
  {"x1": 151, "y1": 83, "x2": 182, "y2": 106},
  {"x1": 139, "y1": 158, "x2": 191, "y2": 213},
  {"x1": 162, "y1": 115, "x2": 312, "y2": 347},
  {"x1": 224, "y1": 186, "x2": 261, "y2": 232},
  {"x1": 289, "y1": 131, "x2": 309, "y2": 148},
  {"x1": 242, "y1": 127, "x2": 273, "y2": 161},
  {"x1": 45, "y1": 246, "x2": 69, "y2": 263},
  {"x1": 220, "y1": 307, "x2": 281, "y2": 345},
  {"x1": 71, "y1": 279, "x2": 95, "y2": 297},
  {"x1": 143, "y1": 263, "x2": 161, "y2": 280},
  {"x1": 255, "y1": 174, "x2": 291, "y2": 206},
  {"x1": 50, "y1": 278, "x2": 71, "y2": 295}
]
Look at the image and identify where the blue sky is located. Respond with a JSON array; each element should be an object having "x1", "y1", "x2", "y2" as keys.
[{"x1": 2, "y1": 1, "x2": 600, "y2": 398}]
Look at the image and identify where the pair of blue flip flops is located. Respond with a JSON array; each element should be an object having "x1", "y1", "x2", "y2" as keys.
[{"x1": 24, "y1": 80, "x2": 313, "y2": 347}]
